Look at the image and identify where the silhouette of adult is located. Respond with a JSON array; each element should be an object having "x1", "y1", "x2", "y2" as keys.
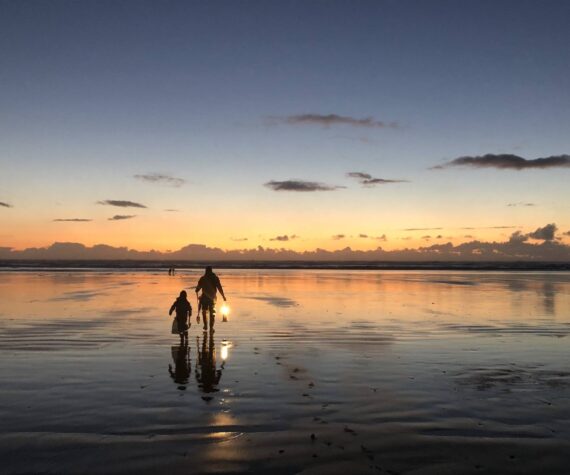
[
  {"x1": 169, "y1": 290, "x2": 192, "y2": 344},
  {"x1": 195, "y1": 266, "x2": 226, "y2": 331}
]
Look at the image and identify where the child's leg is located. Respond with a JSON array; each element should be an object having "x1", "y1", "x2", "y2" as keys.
[{"x1": 202, "y1": 308, "x2": 208, "y2": 330}]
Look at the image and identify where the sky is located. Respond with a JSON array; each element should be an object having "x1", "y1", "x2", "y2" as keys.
[{"x1": 1, "y1": 0, "x2": 569, "y2": 260}]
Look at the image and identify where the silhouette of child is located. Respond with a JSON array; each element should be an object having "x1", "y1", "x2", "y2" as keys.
[{"x1": 169, "y1": 290, "x2": 192, "y2": 344}]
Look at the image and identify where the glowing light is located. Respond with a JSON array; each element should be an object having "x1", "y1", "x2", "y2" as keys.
[
  {"x1": 220, "y1": 340, "x2": 232, "y2": 361},
  {"x1": 220, "y1": 304, "x2": 230, "y2": 316}
]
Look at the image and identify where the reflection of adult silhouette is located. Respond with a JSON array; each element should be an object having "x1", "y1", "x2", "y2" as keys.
[
  {"x1": 195, "y1": 331, "x2": 222, "y2": 394},
  {"x1": 195, "y1": 266, "x2": 226, "y2": 331},
  {"x1": 168, "y1": 344, "x2": 191, "y2": 390}
]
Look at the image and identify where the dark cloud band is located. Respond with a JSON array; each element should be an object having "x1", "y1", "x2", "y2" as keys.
[
  {"x1": 134, "y1": 173, "x2": 186, "y2": 187},
  {"x1": 98, "y1": 200, "x2": 147, "y2": 208},
  {"x1": 108, "y1": 215, "x2": 136, "y2": 221},
  {"x1": 265, "y1": 180, "x2": 344, "y2": 192},
  {"x1": 53, "y1": 218, "x2": 92, "y2": 222},
  {"x1": 267, "y1": 114, "x2": 399, "y2": 129},
  {"x1": 432, "y1": 154, "x2": 570, "y2": 170},
  {"x1": 0, "y1": 202, "x2": 13, "y2": 208},
  {"x1": 347, "y1": 171, "x2": 408, "y2": 186}
]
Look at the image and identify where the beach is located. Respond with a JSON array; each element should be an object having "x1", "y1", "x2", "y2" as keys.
[{"x1": 0, "y1": 269, "x2": 569, "y2": 474}]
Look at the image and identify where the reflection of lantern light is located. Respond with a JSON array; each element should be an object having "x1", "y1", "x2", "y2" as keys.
[
  {"x1": 220, "y1": 304, "x2": 230, "y2": 322},
  {"x1": 220, "y1": 340, "x2": 231, "y2": 361}
]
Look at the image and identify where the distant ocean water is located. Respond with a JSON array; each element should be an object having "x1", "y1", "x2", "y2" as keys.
[{"x1": 1, "y1": 260, "x2": 569, "y2": 271}]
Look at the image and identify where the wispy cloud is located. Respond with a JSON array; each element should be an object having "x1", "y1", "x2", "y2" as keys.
[
  {"x1": 164, "y1": 209, "x2": 180, "y2": 212},
  {"x1": 404, "y1": 227, "x2": 443, "y2": 231},
  {"x1": 270, "y1": 234, "x2": 299, "y2": 242},
  {"x1": 265, "y1": 180, "x2": 344, "y2": 192},
  {"x1": 108, "y1": 215, "x2": 136, "y2": 221},
  {"x1": 332, "y1": 234, "x2": 345, "y2": 240},
  {"x1": 347, "y1": 172, "x2": 408, "y2": 186},
  {"x1": 564, "y1": 231, "x2": 570, "y2": 237},
  {"x1": 0, "y1": 202, "x2": 13, "y2": 208},
  {"x1": 359, "y1": 233, "x2": 387, "y2": 241},
  {"x1": 266, "y1": 113, "x2": 399, "y2": 129},
  {"x1": 231, "y1": 237, "x2": 248, "y2": 242},
  {"x1": 432, "y1": 154, "x2": 570, "y2": 170},
  {"x1": 53, "y1": 218, "x2": 92, "y2": 222},
  {"x1": 97, "y1": 200, "x2": 147, "y2": 208},
  {"x1": 134, "y1": 173, "x2": 186, "y2": 187},
  {"x1": 507, "y1": 202, "x2": 535, "y2": 207}
]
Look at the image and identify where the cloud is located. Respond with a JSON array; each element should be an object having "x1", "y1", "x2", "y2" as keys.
[
  {"x1": 507, "y1": 202, "x2": 536, "y2": 207},
  {"x1": 564, "y1": 231, "x2": 570, "y2": 237},
  {"x1": 164, "y1": 209, "x2": 180, "y2": 212},
  {"x1": 266, "y1": 114, "x2": 399, "y2": 129},
  {"x1": 359, "y1": 233, "x2": 387, "y2": 241},
  {"x1": 134, "y1": 173, "x2": 186, "y2": 187},
  {"x1": 270, "y1": 235, "x2": 288, "y2": 242},
  {"x1": 270, "y1": 234, "x2": 299, "y2": 242},
  {"x1": 0, "y1": 202, "x2": 13, "y2": 208},
  {"x1": 97, "y1": 200, "x2": 147, "y2": 208},
  {"x1": 422, "y1": 235, "x2": 432, "y2": 240},
  {"x1": 332, "y1": 234, "x2": 345, "y2": 240},
  {"x1": 2, "y1": 224, "x2": 569, "y2": 262},
  {"x1": 108, "y1": 215, "x2": 136, "y2": 221},
  {"x1": 432, "y1": 154, "x2": 570, "y2": 170},
  {"x1": 264, "y1": 180, "x2": 344, "y2": 192},
  {"x1": 528, "y1": 223, "x2": 557, "y2": 241},
  {"x1": 231, "y1": 237, "x2": 248, "y2": 242},
  {"x1": 53, "y1": 218, "x2": 92, "y2": 222},
  {"x1": 464, "y1": 235, "x2": 474, "y2": 238},
  {"x1": 347, "y1": 172, "x2": 408, "y2": 186},
  {"x1": 404, "y1": 227, "x2": 443, "y2": 231},
  {"x1": 509, "y1": 224, "x2": 557, "y2": 243}
]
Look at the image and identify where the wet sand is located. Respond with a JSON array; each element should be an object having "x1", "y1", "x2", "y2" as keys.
[{"x1": 0, "y1": 270, "x2": 569, "y2": 474}]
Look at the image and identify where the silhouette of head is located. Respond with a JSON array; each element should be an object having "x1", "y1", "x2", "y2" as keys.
[
  {"x1": 205, "y1": 266, "x2": 213, "y2": 274},
  {"x1": 180, "y1": 290, "x2": 187, "y2": 299}
]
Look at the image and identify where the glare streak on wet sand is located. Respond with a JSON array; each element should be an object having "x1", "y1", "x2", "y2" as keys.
[{"x1": 0, "y1": 270, "x2": 569, "y2": 474}]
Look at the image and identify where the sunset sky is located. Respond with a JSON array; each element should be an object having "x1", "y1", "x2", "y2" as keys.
[{"x1": 1, "y1": 1, "x2": 569, "y2": 260}]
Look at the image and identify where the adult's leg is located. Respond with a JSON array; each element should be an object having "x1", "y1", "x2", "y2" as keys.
[{"x1": 209, "y1": 305, "x2": 216, "y2": 330}]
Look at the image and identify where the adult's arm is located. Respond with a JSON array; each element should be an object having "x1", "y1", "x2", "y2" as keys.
[
  {"x1": 195, "y1": 277, "x2": 203, "y2": 294},
  {"x1": 216, "y1": 276, "x2": 226, "y2": 301},
  {"x1": 169, "y1": 301, "x2": 176, "y2": 316}
]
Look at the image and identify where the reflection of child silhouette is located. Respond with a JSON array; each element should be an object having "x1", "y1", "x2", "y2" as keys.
[
  {"x1": 195, "y1": 332, "x2": 222, "y2": 395},
  {"x1": 169, "y1": 290, "x2": 192, "y2": 345},
  {"x1": 168, "y1": 344, "x2": 191, "y2": 390}
]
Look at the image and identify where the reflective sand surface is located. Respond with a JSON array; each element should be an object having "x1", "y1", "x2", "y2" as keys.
[{"x1": 0, "y1": 270, "x2": 569, "y2": 474}]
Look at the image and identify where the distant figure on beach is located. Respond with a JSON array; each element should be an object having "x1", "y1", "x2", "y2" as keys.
[
  {"x1": 195, "y1": 331, "x2": 222, "y2": 395},
  {"x1": 195, "y1": 266, "x2": 226, "y2": 331},
  {"x1": 168, "y1": 267, "x2": 176, "y2": 276},
  {"x1": 169, "y1": 290, "x2": 192, "y2": 344},
  {"x1": 168, "y1": 344, "x2": 191, "y2": 390}
]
